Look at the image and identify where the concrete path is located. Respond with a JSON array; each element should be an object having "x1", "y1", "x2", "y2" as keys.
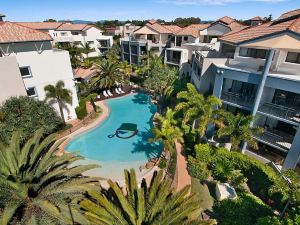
[{"x1": 175, "y1": 141, "x2": 192, "y2": 192}]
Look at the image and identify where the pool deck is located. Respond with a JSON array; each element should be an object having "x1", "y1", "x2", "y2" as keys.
[{"x1": 56, "y1": 93, "x2": 162, "y2": 187}]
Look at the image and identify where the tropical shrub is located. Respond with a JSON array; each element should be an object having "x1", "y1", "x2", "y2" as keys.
[
  {"x1": 81, "y1": 169, "x2": 204, "y2": 225},
  {"x1": 213, "y1": 193, "x2": 274, "y2": 225},
  {"x1": 0, "y1": 96, "x2": 63, "y2": 143},
  {"x1": 256, "y1": 216, "x2": 283, "y2": 225},
  {"x1": 75, "y1": 99, "x2": 87, "y2": 119},
  {"x1": 0, "y1": 130, "x2": 99, "y2": 224},
  {"x1": 158, "y1": 157, "x2": 167, "y2": 169},
  {"x1": 187, "y1": 157, "x2": 211, "y2": 182}
]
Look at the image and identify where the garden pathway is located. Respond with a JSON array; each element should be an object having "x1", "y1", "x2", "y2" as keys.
[{"x1": 175, "y1": 141, "x2": 192, "y2": 193}]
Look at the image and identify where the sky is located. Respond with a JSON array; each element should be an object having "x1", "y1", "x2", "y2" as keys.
[{"x1": 1, "y1": 0, "x2": 299, "y2": 22}]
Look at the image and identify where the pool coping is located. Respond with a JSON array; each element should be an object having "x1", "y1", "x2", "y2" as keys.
[{"x1": 56, "y1": 92, "x2": 161, "y2": 185}]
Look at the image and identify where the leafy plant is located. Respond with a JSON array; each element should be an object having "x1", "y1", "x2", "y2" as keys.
[
  {"x1": 158, "y1": 157, "x2": 167, "y2": 169},
  {"x1": 75, "y1": 99, "x2": 87, "y2": 119},
  {"x1": 212, "y1": 159, "x2": 234, "y2": 182},
  {"x1": 187, "y1": 157, "x2": 211, "y2": 182},
  {"x1": 0, "y1": 130, "x2": 99, "y2": 224},
  {"x1": 81, "y1": 169, "x2": 202, "y2": 225},
  {"x1": 0, "y1": 96, "x2": 63, "y2": 143}
]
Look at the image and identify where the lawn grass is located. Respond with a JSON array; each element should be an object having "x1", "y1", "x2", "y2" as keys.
[{"x1": 191, "y1": 177, "x2": 214, "y2": 211}]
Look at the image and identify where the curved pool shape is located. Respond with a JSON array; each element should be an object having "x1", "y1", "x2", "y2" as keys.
[{"x1": 66, "y1": 92, "x2": 163, "y2": 180}]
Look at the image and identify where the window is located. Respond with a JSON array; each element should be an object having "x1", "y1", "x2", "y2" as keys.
[
  {"x1": 184, "y1": 36, "x2": 188, "y2": 41},
  {"x1": 71, "y1": 31, "x2": 79, "y2": 35},
  {"x1": 19, "y1": 66, "x2": 32, "y2": 78},
  {"x1": 26, "y1": 87, "x2": 37, "y2": 97},
  {"x1": 239, "y1": 47, "x2": 267, "y2": 59},
  {"x1": 286, "y1": 52, "x2": 300, "y2": 64},
  {"x1": 61, "y1": 32, "x2": 68, "y2": 36}
]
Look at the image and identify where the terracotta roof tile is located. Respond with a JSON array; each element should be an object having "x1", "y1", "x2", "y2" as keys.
[
  {"x1": 219, "y1": 17, "x2": 300, "y2": 44},
  {"x1": 0, "y1": 22, "x2": 53, "y2": 43},
  {"x1": 218, "y1": 16, "x2": 235, "y2": 25},
  {"x1": 250, "y1": 16, "x2": 264, "y2": 21},
  {"x1": 16, "y1": 22, "x2": 62, "y2": 30},
  {"x1": 175, "y1": 24, "x2": 210, "y2": 38},
  {"x1": 163, "y1": 25, "x2": 182, "y2": 33},
  {"x1": 276, "y1": 8, "x2": 300, "y2": 22},
  {"x1": 144, "y1": 21, "x2": 176, "y2": 34},
  {"x1": 56, "y1": 23, "x2": 93, "y2": 31},
  {"x1": 74, "y1": 67, "x2": 96, "y2": 79}
]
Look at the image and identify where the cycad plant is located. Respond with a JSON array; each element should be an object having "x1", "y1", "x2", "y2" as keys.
[
  {"x1": 91, "y1": 59, "x2": 123, "y2": 89},
  {"x1": 81, "y1": 169, "x2": 207, "y2": 225},
  {"x1": 149, "y1": 108, "x2": 183, "y2": 156},
  {"x1": 0, "y1": 130, "x2": 99, "y2": 225},
  {"x1": 44, "y1": 80, "x2": 72, "y2": 124},
  {"x1": 176, "y1": 83, "x2": 222, "y2": 138},
  {"x1": 217, "y1": 111, "x2": 264, "y2": 151}
]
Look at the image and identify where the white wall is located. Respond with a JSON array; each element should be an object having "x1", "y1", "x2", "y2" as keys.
[
  {"x1": 0, "y1": 56, "x2": 27, "y2": 103},
  {"x1": 15, "y1": 49, "x2": 79, "y2": 121}
]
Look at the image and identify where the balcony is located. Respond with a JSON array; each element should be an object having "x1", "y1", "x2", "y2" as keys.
[
  {"x1": 258, "y1": 103, "x2": 300, "y2": 125},
  {"x1": 166, "y1": 57, "x2": 180, "y2": 65},
  {"x1": 253, "y1": 128, "x2": 294, "y2": 153},
  {"x1": 54, "y1": 36, "x2": 74, "y2": 42},
  {"x1": 221, "y1": 91, "x2": 254, "y2": 109}
]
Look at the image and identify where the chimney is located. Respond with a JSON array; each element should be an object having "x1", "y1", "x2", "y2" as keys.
[{"x1": 0, "y1": 14, "x2": 6, "y2": 22}]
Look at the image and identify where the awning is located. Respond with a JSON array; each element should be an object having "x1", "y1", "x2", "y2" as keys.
[
  {"x1": 241, "y1": 33, "x2": 300, "y2": 50},
  {"x1": 134, "y1": 26, "x2": 158, "y2": 35}
]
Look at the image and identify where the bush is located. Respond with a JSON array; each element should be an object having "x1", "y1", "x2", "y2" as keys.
[
  {"x1": 0, "y1": 96, "x2": 63, "y2": 143},
  {"x1": 158, "y1": 158, "x2": 167, "y2": 169},
  {"x1": 75, "y1": 99, "x2": 87, "y2": 120},
  {"x1": 187, "y1": 157, "x2": 211, "y2": 182},
  {"x1": 192, "y1": 144, "x2": 289, "y2": 209},
  {"x1": 256, "y1": 216, "x2": 283, "y2": 225},
  {"x1": 214, "y1": 193, "x2": 274, "y2": 225},
  {"x1": 211, "y1": 159, "x2": 234, "y2": 182}
]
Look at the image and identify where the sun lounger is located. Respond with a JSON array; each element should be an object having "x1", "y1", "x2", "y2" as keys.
[
  {"x1": 115, "y1": 88, "x2": 121, "y2": 95},
  {"x1": 118, "y1": 87, "x2": 125, "y2": 94},
  {"x1": 107, "y1": 90, "x2": 113, "y2": 96},
  {"x1": 97, "y1": 95, "x2": 101, "y2": 99},
  {"x1": 103, "y1": 90, "x2": 109, "y2": 98}
]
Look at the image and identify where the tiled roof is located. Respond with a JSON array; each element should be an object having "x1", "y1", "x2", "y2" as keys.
[
  {"x1": 218, "y1": 16, "x2": 235, "y2": 25},
  {"x1": 56, "y1": 23, "x2": 93, "y2": 31},
  {"x1": 219, "y1": 17, "x2": 300, "y2": 44},
  {"x1": 250, "y1": 16, "x2": 264, "y2": 21},
  {"x1": 74, "y1": 67, "x2": 96, "y2": 79},
  {"x1": 175, "y1": 24, "x2": 210, "y2": 38},
  {"x1": 16, "y1": 22, "x2": 62, "y2": 30},
  {"x1": 163, "y1": 25, "x2": 182, "y2": 33},
  {"x1": 145, "y1": 21, "x2": 173, "y2": 34},
  {"x1": 210, "y1": 16, "x2": 246, "y2": 32},
  {"x1": 0, "y1": 22, "x2": 53, "y2": 43},
  {"x1": 276, "y1": 8, "x2": 300, "y2": 22}
]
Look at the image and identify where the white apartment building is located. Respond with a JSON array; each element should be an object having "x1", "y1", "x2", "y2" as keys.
[
  {"x1": 17, "y1": 22, "x2": 113, "y2": 57},
  {"x1": 106, "y1": 23, "x2": 140, "y2": 37},
  {"x1": 190, "y1": 9, "x2": 300, "y2": 170},
  {"x1": 0, "y1": 18, "x2": 79, "y2": 121}
]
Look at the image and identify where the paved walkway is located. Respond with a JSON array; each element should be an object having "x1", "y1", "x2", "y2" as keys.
[{"x1": 175, "y1": 141, "x2": 192, "y2": 192}]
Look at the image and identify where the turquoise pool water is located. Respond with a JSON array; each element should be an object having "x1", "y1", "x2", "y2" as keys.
[{"x1": 66, "y1": 92, "x2": 163, "y2": 180}]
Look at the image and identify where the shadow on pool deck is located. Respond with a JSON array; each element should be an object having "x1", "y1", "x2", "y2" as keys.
[{"x1": 131, "y1": 128, "x2": 163, "y2": 159}]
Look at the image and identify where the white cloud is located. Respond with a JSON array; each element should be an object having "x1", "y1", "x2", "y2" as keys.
[{"x1": 157, "y1": 0, "x2": 287, "y2": 5}]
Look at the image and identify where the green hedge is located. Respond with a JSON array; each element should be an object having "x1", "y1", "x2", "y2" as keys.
[
  {"x1": 75, "y1": 99, "x2": 87, "y2": 120},
  {"x1": 213, "y1": 193, "x2": 274, "y2": 225},
  {"x1": 189, "y1": 144, "x2": 289, "y2": 209}
]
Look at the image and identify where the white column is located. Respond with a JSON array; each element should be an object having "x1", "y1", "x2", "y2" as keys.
[{"x1": 282, "y1": 127, "x2": 300, "y2": 170}]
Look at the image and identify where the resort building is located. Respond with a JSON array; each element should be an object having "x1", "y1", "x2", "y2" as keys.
[
  {"x1": 165, "y1": 16, "x2": 246, "y2": 76},
  {"x1": 17, "y1": 21, "x2": 113, "y2": 56},
  {"x1": 120, "y1": 20, "x2": 181, "y2": 65},
  {"x1": 105, "y1": 23, "x2": 140, "y2": 37},
  {"x1": 0, "y1": 18, "x2": 79, "y2": 121},
  {"x1": 190, "y1": 9, "x2": 300, "y2": 170}
]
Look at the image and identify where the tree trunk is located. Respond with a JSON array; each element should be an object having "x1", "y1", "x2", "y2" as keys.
[{"x1": 58, "y1": 100, "x2": 65, "y2": 124}]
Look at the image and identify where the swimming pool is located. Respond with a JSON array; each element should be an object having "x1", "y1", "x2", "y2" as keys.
[{"x1": 66, "y1": 92, "x2": 163, "y2": 180}]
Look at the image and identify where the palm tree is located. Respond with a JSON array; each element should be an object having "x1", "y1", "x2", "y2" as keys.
[
  {"x1": 57, "y1": 42, "x2": 82, "y2": 68},
  {"x1": 91, "y1": 59, "x2": 123, "y2": 89},
  {"x1": 216, "y1": 111, "x2": 264, "y2": 151},
  {"x1": 149, "y1": 108, "x2": 183, "y2": 156},
  {"x1": 80, "y1": 42, "x2": 95, "y2": 58},
  {"x1": 81, "y1": 169, "x2": 212, "y2": 225},
  {"x1": 0, "y1": 130, "x2": 99, "y2": 224},
  {"x1": 44, "y1": 80, "x2": 72, "y2": 123},
  {"x1": 176, "y1": 83, "x2": 222, "y2": 138}
]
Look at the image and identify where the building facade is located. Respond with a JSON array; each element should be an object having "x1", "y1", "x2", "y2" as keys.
[{"x1": 0, "y1": 20, "x2": 79, "y2": 121}]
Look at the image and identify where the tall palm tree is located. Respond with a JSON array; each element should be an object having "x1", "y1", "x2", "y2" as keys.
[
  {"x1": 44, "y1": 80, "x2": 72, "y2": 123},
  {"x1": 216, "y1": 111, "x2": 264, "y2": 151},
  {"x1": 81, "y1": 169, "x2": 211, "y2": 225},
  {"x1": 80, "y1": 42, "x2": 95, "y2": 58},
  {"x1": 91, "y1": 59, "x2": 123, "y2": 89},
  {"x1": 0, "y1": 130, "x2": 99, "y2": 225},
  {"x1": 149, "y1": 108, "x2": 183, "y2": 156},
  {"x1": 57, "y1": 42, "x2": 82, "y2": 68},
  {"x1": 176, "y1": 83, "x2": 222, "y2": 138}
]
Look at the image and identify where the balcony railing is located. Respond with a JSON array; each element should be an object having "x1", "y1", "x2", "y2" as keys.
[
  {"x1": 221, "y1": 91, "x2": 254, "y2": 109},
  {"x1": 166, "y1": 58, "x2": 180, "y2": 65},
  {"x1": 253, "y1": 128, "x2": 294, "y2": 152},
  {"x1": 258, "y1": 103, "x2": 300, "y2": 124}
]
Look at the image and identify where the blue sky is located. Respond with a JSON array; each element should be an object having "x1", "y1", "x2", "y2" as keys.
[{"x1": 1, "y1": 0, "x2": 299, "y2": 22}]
